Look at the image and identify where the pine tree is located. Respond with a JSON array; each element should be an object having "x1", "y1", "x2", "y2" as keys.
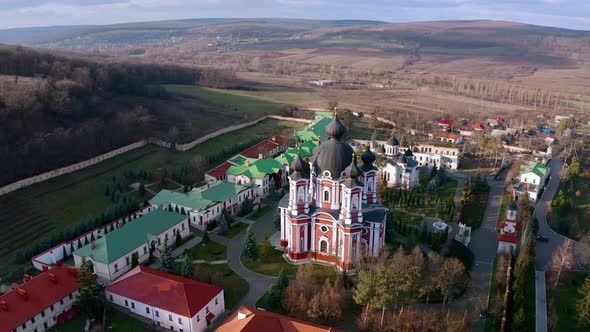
[
  {"x1": 577, "y1": 276, "x2": 590, "y2": 327},
  {"x1": 76, "y1": 258, "x2": 104, "y2": 319},
  {"x1": 420, "y1": 222, "x2": 429, "y2": 243},
  {"x1": 90, "y1": 233, "x2": 95, "y2": 241},
  {"x1": 427, "y1": 177, "x2": 440, "y2": 197},
  {"x1": 273, "y1": 209, "x2": 281, "y2": 231},
  {"x1": 277, "y1": 269, "x2": 290, "y2": 290},
  {"x1": 175, "y1": 230, "x2": 182, "y2": 247},
  {"x1": 70, "y1": 242, "x2": 75, "y2": 253},
  {"x1": 436, "y1": 167, "x2": 447, "y2": 185},
  {"x1": 259, "y1": 233, "x2": 273, "y2": 260},
  {"x1": 242, "y1": 226, "x2": 258, "y2": 260},
  {"x1": 131, "y1": 252, "x2": 139, "y2": 268},
  {"x1": 431, "y1": 165, "x2": 438, "y2": 179},
  {"x1": 240, "y1": 198, "x2": 253, "y2": 216},
  {"x1": 77, "y1": 238, "x2": 83, "y2": 248},
  {"x1": 159, "y1": 239, "x2": 176, "y2": 273},
  {"x1": 219, "y1": 214, "x2": 229, "y2": 236},
  {"x1": 181, "y1": 253, "x2": 193, "y2": 278},
  {"x1": 180, "y1": 207, "x2": 186, "y2": 215},
  {"x1": 62, "y1": 245, "x2": 68, "y2": 259}
]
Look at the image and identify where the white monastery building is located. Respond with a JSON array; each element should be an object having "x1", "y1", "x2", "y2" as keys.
[{"x1": 106, "y1": 266, "x2": 224, "y2": 332}]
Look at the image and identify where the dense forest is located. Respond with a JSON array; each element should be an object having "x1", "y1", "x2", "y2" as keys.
[{"x1": 0, "y1": 46, "x2": 228, "y2": 186}]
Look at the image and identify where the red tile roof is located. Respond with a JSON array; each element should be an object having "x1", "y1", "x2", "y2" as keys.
[
  {"x1": 0, "y1": 265, "x2": 80, "y2": 332},
  {"x1": 498, "y1": 233, "x2": 519, "y2": 244},
  {"x1": 106, "y1": 266, "x2": 222, "y2": 317},
  {"x1": 216, "y1": 305, "x2": 346, "y2": 332},
  {"x1": 472, "y1": 123, "x2": 485, "y2": 131},
  {"x1": 206, "y1": 162, "x2": 233, "y2": 179},
  {"x1": 270, "y1": 135, "x2": 290, "y2": 147},
  {"x1": 438, "y1": 119, "x2": 454, "y2": 126},
  {"x1": 240, "y1": 140, "x2": 280, "y2": 158}
]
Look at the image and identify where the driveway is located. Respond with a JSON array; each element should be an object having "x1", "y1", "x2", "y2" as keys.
[
  {"x1": 210, "y1": 204, "x2": 278, "y2": 307},
  {"x1": 465, "y1": 172, "x2": 506, "y2": 330},
  {"x1": 534, "y1": 158, "x2": 590, "y2": 270}
]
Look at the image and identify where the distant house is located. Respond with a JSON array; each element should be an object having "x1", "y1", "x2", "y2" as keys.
[
  {"x1": 307, "y1": 79, "x2": 337, "y2": 87},
  {"x1": 490, "y1": 129, "x2": 507, "y2": 138},
  {"x1": 106, "y1": 266, "x2": 224, "y2": 332},
  {"x1": 428, "y1": 131, "x2": 463, "y2": 144},
  {"x1": 459, "y1": 127, "x2": 474, "y2": 137},
  {"x1": 216, "y1": 305, "x2": 346, "y2": 332},
  {"x1": 438, "y1": 119, "x2": 454, "y2": 128},
  {"x1": 554, "y1": 115, "x2": 572, "y2": 124},
  {"x1": 472, "y1": 123, "x2": 485, "y2": 131},
  {"x1": 514, "y1": 161, "x2": 549, "y2": 203},
  {"x1": 0, "y1": 264, "x2": 80, "y2": 332},
  {"x1": 73, "y1": 209, "x2": 189, "y2": 281}
]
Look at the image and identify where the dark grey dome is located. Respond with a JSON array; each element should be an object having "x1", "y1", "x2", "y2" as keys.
[
  {"x1": 290, "y1": 148, "x2": 306, "y2": 175},
  {"x1": 312, "y1": 140, "x2": 354, "y2": 178},
  {"x1": 361, "y1": 145, "x2": 376, "y2": 164},
  {"x1": 404, "y1": 149, "x2": 414, "y2": 157},
  {"x1": 326, "y1": 115, "x2": 346, "y2": 139},
  {"x1": 387, "y1": 135, "x2": 399, "y2": 146},
  {"x1": 397, "y1": 155, "x2": 407, "y2": 164},
  {"x1": 344, "y1": 153, "x2": 361, "y2": 179}
]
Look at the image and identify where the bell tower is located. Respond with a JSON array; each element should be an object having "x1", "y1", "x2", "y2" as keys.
[{"x1": 288, "y1": 149, "x2": 309, "y2": 216}]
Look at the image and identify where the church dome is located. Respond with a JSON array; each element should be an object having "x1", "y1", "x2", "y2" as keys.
[
  {"x1": 326, "y1": 115, "x2": 346, "y2": 139},
  {"x1": 361, "y1": 145, "x2": 376, "y2": 164},
  {"x1": 344, "y1": 153, "x2": 361, "y2": 179},
  {"x1": 387, "y1": 135, "x2": 399, "y2": 146},
  {"x1": 290, "y1": 148, "x2": 306, "y2": 176},
  {"x1": 404, "y1": 148, "x2": 414, "y2": 157},
  {"x1": 311, "y1": 115, "x2": 354, "y2": 178}
]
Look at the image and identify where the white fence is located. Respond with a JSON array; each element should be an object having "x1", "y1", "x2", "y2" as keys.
[{"x1": 0, "y1": 115, "x2": 311, "y2": 197}]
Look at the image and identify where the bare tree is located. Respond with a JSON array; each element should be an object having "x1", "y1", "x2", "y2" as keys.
[
  {"x1": 433, "y1": 258, "x2": 468, "y2": 307},
  {"x1": 549, "y1": 239, "x2": 575, "y2": 287}
]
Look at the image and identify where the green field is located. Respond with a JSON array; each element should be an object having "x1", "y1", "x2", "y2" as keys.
[
  {"x1": 192, "y1": 263, "x2": 249, "y2": 309},
  {"x1": 320, "y1": 38, "x2": 404, "y2": 49},
  {"x1": 0, "y1": 118, "x2": 304, "y2": 281},
  {"x1": 221, "y1": 221, "x2": 250, "y2": 239},
  {"x1": 186, "y1": 238, "x2": 227, "y2": 261},
  {"x1": 551, "y1": 271, "x2": 589, "y2": 331},
  {"x1": 241, "y1": 248, "x2": 337, "y2": 282},
  {"x1": 56, "y1": 306, "x2": 155, "y2": 332}
]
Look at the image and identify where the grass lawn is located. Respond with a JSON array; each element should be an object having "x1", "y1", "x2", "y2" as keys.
[
  {"x1": 241, "y1": 248, "x2": 338, "y2": 282},
  {"x1": 192, "y1": 263, "x2": 249, "y2": 309},
  {"x1": 409, "y1": 177, "x2": 458, "y2": 220},
  {"x1": 247, "y1": 204, "x2": 273, "y2": 221},
  {"x1": 0, "y1": 118, "x2": 304, "y2": 281},
  {"x1": 163, "y1": 85, "x2": 285, "y2": 117},
  {"x1": 550, "y1": 271, "x2": 588, "y2": 331},
  {"x1": 56, "y1": 307, "x2": 155, "y2": 332},
  {"x1": 221, "y1": 221, "x2": 249, "y2": 239},
  {"x1": 186, "y1": 238, "x2": 227, "y2": 261},
  {"x1": 391, "y1": 210, "x2": 424, "y2": 226}
]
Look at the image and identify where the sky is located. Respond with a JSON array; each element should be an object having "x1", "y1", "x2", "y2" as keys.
[{"x1": 0, "y1": 0, "x2": 589, "y2": 31}]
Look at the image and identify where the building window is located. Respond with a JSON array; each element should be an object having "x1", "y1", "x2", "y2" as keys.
[
  {"x1": 114, "y1": 264, "x2": 119, "y2": 272},
  {"x1": 41, "y1": 310, "x2": 45, "y2": 318},
  {"x1": 60, "y1": 299, "x2": 64, "y2": 305},
  {"x1": 144, "y1": 246, "x2": 148, "y2": 255},
  {"x1": 320, "y1": 225, "x2": 328, "y2": 233},
  {"x1": 146, "y1": 307, "x2": 150, "y2": 314},
  {"x1": 319, "y1": 240, "x2": 328, "y2": 253},
  {"x1": 109, "y1": 295, "x2": 113, "y2": 301},
  {"x1": 50, "y1": 305, "x2": 54, "y2": 311},
  {"x1": 323, "y1": 189, "x2": 330, "y2": 202},
  {"x1": 197, "y1": 315, "x2": 200, "y2": 322},
  {"x1": 125, "y1": 300, "x2": 128, "y2": 307},
  {"x1": 44, "y1": 322, "x2": 48, "y2": 329},
  {"x1": 131, "y1": 302, "x2": 135, "y2": 309},
  {"x1": 182, "y1": 223, "x2": 185, "y2": 231},
  {"x1": 169, "y1": 314, "x2": 173, "y2": 321},
  {"x1": 165, "y1": 233, "x2": 169, "y2": 241},
  {"x1": 158, "y1": 238, "x2": 161, "y2": 245},
  {"x1": 126, "y1": 256, "x2": 130, "y2": 265},
  {"x1": 31, "y1": 317, "x2": 36, "y2": 324},
  {"x1": 206, "y1": 306, "x2": 210, "y2": 314},
  {"x1": 178, "y1": 318, "x2": 182, "y2": 324},
  {"x1": 215, "y1": 298, "x2": 218, "y2": 305},
  {"x1": 22, "y1": 323, "x2": 26, "y2": 329},
  {"x1": 156, "y1": 311, "x2": 160, "y2": 317}
]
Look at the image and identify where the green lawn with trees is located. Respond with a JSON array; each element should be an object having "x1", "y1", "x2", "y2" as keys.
[
  {"x1": 192, "y1": 263, "x2": 249, "y2": 309},
  {"x1": 186, "y1": 238, "x2": 227, "y2": 261},
  {"x1": 0, "y1": 118, "x2": 304, "y2": 282},
  {"x1": 549, "y1": 271, "x2": 590, "y2": 331}
]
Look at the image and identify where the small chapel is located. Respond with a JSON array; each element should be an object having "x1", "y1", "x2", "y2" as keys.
[
  {"x1": 497, "y1": 201, "x2": 520, "y2": 254},
  {"x1": 379, "y1": 134, "x2": 420, "y2": 189},
  {"x1": 278, "y1": 115, "x2": 388, "y2": 271}
]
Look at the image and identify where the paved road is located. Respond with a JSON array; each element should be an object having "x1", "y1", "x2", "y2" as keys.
[
  {"x1": 210, "y1": 205, "x2": 278, "y2": 307},
  {"x1": 535, "y1": 271, "x2": 548, "y2": 332},
  {"x1": 466, "y1": 173, "x2": 506, "y2": 331},
  {"x1": 534, "y1": 158, "x2": 590, "y2": 270}
]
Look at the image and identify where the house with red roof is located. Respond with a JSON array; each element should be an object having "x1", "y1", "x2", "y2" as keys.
[
  {"x1": 216, "y1": 305, "x2": 346, "y2": 332},
  {"x1": 437, "y1": 119, "x2": 454, "y2": 128},
  {"x1": 497, "y1": 201, "x2": 520, "y2": 254},
  {"x1": 0, "y1": 264, "x2": 80, "y2": 332},
  {"x1": 472, "y1": 123, "x2": 485, "y2": 131},
  {"x1": 106, "y1": 266, "x2": 224, "y2": 332}
]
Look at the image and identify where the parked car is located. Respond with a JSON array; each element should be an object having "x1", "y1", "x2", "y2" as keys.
[{"x1": 536, "y1": 235, "x2": 549, "y2": 242}]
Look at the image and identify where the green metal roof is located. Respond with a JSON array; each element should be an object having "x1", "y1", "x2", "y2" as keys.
[
  {"x1": 227, "y1": 165, "x2": 250, "y2": 176},
  {"x1": 296, "y1": 116, "x2": 332, "y2": 142},
  {"x1": 228, "y1": 154, "x2": 256, "y2": 166},
  {"x1": 520, "y1": 161, "x2": 548, "y2": 178},
  {"x1": 315, "y1": 111, "x2": 334, "y2": 118},
  {"x1": 200, "y1": 181, "x2": 251, "y2": 202},
  {"x1": 227, "y1": 158, "x2": 283, "y2": 179},
  {"x1": 73, "y1": 209, "x2": 186, "y2": 264},
  {"x1": 275, "y1": 152, "x2": 297, "y2": 165}
]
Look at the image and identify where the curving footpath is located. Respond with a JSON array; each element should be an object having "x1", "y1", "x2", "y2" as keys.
[{"x1": 210, "y1": 208, "x2": 278, "y2": 307}]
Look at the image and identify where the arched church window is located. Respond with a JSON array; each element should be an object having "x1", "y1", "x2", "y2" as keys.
[
  {"x1": 367, "y1": 178, "x2": 373, "y2": 192},
  {"x1": 320, "y1": 240, "x2": 328, "y2": 253},
  {"x1": 323, "y1": 188, "x2": 330, "y2": 202},
  {"x1": 297, "y1": 187, "x2": 305, "y2": 202},
  {"x1": 351, "y1": 194, "x2": 358, "y2": 210}
]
